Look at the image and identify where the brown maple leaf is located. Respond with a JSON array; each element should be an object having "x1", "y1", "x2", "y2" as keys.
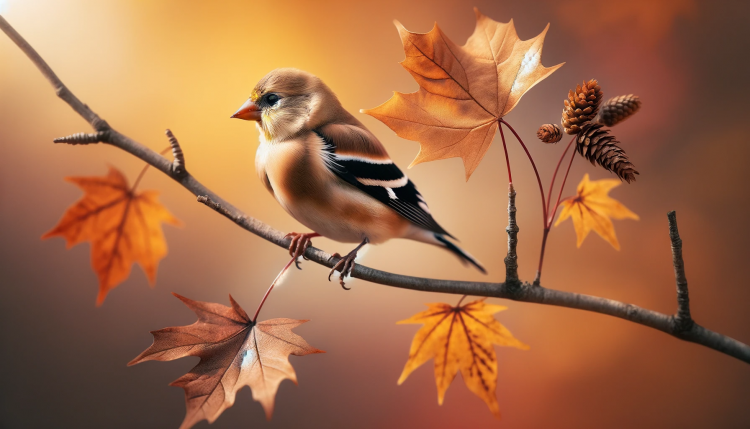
[
  {"x1": 42, "y1": 167, "x2": 181, "y2": 305},
  {"x1": 363, "y1": 8, "x2": 563, "y2": 180},
  {"x1": 129, "y1": 293, "x2": 324, "y2": 428},
  {"x1": 397, "y1": 299, "x2": 528, "y2": 418},
  {"x1": 554, "y1": 173, "x2": 639, "y2": 250}
]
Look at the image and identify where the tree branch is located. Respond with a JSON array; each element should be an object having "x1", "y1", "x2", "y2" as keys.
[{"x1": 2, "y1": 15, "x2": 748, "y2": 364}]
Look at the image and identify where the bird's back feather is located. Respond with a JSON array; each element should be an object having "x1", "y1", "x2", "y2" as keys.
[{"x1": 314, "y1": 125, "x2": 453, "y2": 238}]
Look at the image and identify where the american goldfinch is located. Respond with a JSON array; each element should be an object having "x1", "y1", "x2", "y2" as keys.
[{"x1": 232, "y1": 68, "x2": 485, "y2": 288}]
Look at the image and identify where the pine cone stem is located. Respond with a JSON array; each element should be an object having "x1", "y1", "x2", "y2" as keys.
[
  {"x1": 537, "y1": 137, "x2": 577, "y2": 286},
  {"x1": 546, "y1": 135, "x2": 577, "y2": 219}
]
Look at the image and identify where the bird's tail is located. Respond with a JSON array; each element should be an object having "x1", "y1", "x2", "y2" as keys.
[{"x1": 431, "y1": 233, "x2": 486, "y2": 274}]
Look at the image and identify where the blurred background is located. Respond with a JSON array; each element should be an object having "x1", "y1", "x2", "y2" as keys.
[{"x1": 1, "y1": 0, "x2": 749, "y2": 428}]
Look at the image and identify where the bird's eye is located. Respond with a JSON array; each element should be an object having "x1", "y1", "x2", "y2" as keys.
[{"x1": 266, "y1": 93, "x2": 280, "y2": 106}]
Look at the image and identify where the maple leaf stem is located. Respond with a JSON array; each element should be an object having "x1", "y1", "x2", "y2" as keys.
[
  {"x1": 6, "y1": 15, "x2": 750, "y2": 364},
  {"x1": 498, "y1": 123, "x2": 513, "y2": 184},
  {"x1": 500, "y1": 120, "x2": 547, "y2": 229},
  {"x1": 534, "y1": 140, "x2": 577, "y2": 286},
  {"x1": 534, "y1": 229, "x2": 550, "y2": 287},
  {"x1": 252, "y1": 256, "x2": 297, "y2": 322},
  {"x1": 130, "y1": 146, "x2": 172, "y2": 193},
  {"x1": 130, "y1": 164, "x2": 151, "y2": 193}
]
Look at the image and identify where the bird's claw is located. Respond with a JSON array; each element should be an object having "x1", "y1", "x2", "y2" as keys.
[
  {"x1": 328, "y1": 252, "x2": 356, "y2": 290},
  {"x1": 284, "y1": 232, "x2": 317, "y2": 270}
]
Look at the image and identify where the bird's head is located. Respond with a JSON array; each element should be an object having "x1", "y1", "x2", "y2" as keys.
[{"x1": 231, "y1": 68, "x2": 343, "y2": 142}]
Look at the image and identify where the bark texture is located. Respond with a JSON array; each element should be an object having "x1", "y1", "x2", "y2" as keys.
[
  {"x1": 669, "y1": 211, "x2": 693, "y2": 331},
  {"x1": 504, "y1": 184, "x2": 520, "y2": 287}
]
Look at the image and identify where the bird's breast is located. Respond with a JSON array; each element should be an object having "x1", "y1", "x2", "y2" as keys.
[
  {"x1": 256, "y1": 135, "x2": 325, "y2": 201},
  {"x1": 254, "y1": 133, "x2": 408, "y2": 243}
]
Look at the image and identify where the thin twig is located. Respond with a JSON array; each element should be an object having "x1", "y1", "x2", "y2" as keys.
[
  {"x1": 0, "y1": 16, "x2": 108, "y2": 130},
  {"x1": 3, "y1": 16, "x2": 749, "y2": 364},
  {"x1": 53, "y1": 131, "x2": 109, "y2": 145},
  {"x1": 668, "y1": 211, "x2": 693, "y2": 331},
  {"x1": 504, "y1": 184, "x2": 520, "y2": 287},
  {"x1": 165, "y1": 129, "x2": 186, "y2": 176}
]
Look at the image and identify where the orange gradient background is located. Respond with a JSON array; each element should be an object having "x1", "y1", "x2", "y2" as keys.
[{"x1": 1, "y1": 1, "x2": 749, "y2": 428}]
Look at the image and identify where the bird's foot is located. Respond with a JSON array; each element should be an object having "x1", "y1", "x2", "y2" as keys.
[
  {"x1": 284, "y1": 232, "x2": 320, "y2": 269},
  {"x1": 328, "y1": 238, "x2": 369, "y2": 290},
  {"x1": 328, "y1": 252, "x2": 356, "y2": 290}
]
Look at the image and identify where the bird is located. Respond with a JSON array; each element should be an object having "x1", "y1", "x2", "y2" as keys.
[{"x1": 231, "y1": 68, "x2": 485, "y2": 288}]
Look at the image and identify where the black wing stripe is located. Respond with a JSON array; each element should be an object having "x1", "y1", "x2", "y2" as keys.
[
  {"x1": 336, "y1": 159, "x2": 404, "y2": 182},
  {"x1": 315, "y1": 130, "x2": 452, "y2": 237}
]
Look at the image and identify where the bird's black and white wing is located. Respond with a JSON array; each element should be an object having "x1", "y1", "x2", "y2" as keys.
[{"x1": 314, "y1": 124, "x2": 453, "y2": 238}]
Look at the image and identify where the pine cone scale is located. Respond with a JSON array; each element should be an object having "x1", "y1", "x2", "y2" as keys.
[
  {"x1": 537, "y1": 123, "x2": 562, "y2": 143},
  {"x1": 562, "y1": 79, "x2": 603, "y2": 135},
  {"x1": 575, "y1": 123, "x2": 639, "y2": 183},
  {"x1": 596, "y1": 94, "x2": 642, "y2": 127}
]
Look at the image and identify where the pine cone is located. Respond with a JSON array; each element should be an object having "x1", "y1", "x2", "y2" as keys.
[
  {"x1": 537, "y1": 124, "x2": 562, "y2": 143},
  {"x1": 562, "y1": 79, "x2": 603, "y2": 135},
  {"x1": 596, "y1": 94, "x2": 642, "y2": 127},
  {"x1": 576, "y1": 123, "x2": 638, "y2": 183}
]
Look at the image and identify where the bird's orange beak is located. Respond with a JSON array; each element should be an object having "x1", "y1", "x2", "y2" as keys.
[{"x1": 231, "y1": 99, "x2": 262, "y2": 121}]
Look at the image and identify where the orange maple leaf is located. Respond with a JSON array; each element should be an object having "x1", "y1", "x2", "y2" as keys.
[
  {"x1": 129, "y1": 293, "x2": 324, "y2": 429},
  {"x1": 554, "y1": 173, "x2": 639, "y2": 250},
  {"x1": 42, "y1": 167, "x2": 181, "y2": 304},
  {"x1": 397, "y1": 299, "x2": 528, "y2": 418},
  {"x1": 363, "y1": 8, "x2": 563, "y2": 180}
]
